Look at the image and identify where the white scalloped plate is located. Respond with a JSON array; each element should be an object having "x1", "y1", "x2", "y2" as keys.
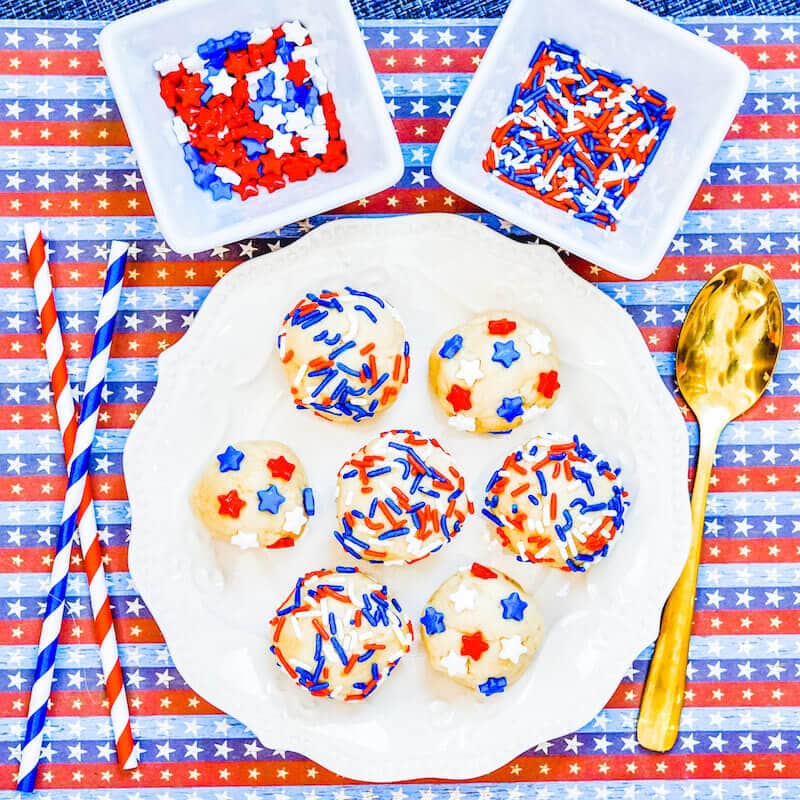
[{"x1": 124, "y1": 214, "x2": 691, "y2": 782}]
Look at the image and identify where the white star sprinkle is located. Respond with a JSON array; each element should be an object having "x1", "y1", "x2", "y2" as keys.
[
  {"x1": 215, "y1": 166, "x2": 241, "y2": 186},
  {"x1": 231, "y1": 531, "x2": 259, "y2": 550},
  {"x1": 181, "y1": 53, "x2": 206, "y2": 75},
  {"x1": 526, "y1": 328, "x2": 551, "y2": 355},
  {"x1": 499, "y1": 635, "x2": 528, "y2": 664},
  {"x1": 260, "y1": 103, "x2": 287, "y2": 130},
  {"x1": 440, "y1": 651, "x2": 468, "y2": 677},
  {"x1": 448, "y1": 413, "x2": 476, "y2": 432},
  {"x1": 449, "y1": 582, "x2": 477, "y2": 611},
  {"x1": 283, "y1": 506, "x2": 307, "y2": 534},
  {"x1": 153, "y1": 52, "x2": 181, "y2": 75},
  {"x1": 208, "y1": 70, "x2": 237, "y2": 97},
  {"x1": 455, "y1": 358, "x2": 483, "y2": 387},
  {"x1": 268, "y1": 130, "x2": 295, "y2": 158},
  {"x1": 283, "y1": 20, "x2": 309, "y2": 45}
]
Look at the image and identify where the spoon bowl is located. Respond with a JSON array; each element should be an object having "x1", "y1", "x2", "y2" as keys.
[
  {"x1": 676, "y1": 264, "x2": 784, "y2": 424},
  {"x1": 637, "y1": 263, "x2": 783, "y2": 752}
]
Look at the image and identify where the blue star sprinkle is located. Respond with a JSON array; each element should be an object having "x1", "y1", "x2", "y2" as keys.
[
  {"x1": 257, "y1": 485, "x2": 286, "y2": 514},
  {"x1": 420, "y1": 606, "x2": 446, "y2": 635},
  {"x1": 479, "y1": 676, "x2": 507, "y2": 696},
  {"x1": 500, "y1": 591, "x2": 528, "y2": 621},
  {"x1": 439, "y1": 334, "x2": 463, "y2": 359},
  {"x1": 492, "y1": 340, "x2": 521, "y2": 368},
  {"x1": 497, "y1": 395, "x2": 524, "y2": 422},
  {"x1": 216, "y1": 445, "x2": 244, "y2": 473},
  {"x1": 209, "y1": 179, "x2": 233, "y2": 201}
]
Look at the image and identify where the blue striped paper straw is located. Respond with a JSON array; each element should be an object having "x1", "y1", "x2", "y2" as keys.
[{"x1": 16, "y1": 241, "x2": 130, "y2": 792}]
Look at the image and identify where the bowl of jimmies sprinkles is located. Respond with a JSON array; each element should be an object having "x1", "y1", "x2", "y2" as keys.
[
  {"x1": 99, "y1": 0, "x2": 403, "y2": 254},
  {"x1": 432, "y1": 0, "x2": 750, "y2": 279}
]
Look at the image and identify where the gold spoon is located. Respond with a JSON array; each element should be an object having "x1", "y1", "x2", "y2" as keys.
[{"x1": 637, "y1": 263, "x2": 783, "y2": 752}]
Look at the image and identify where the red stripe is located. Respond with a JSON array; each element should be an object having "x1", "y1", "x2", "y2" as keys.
[
  {"x1": 688, "y1": 184, "x2": 800, "y2": 210},
  {"x1": 1, "y1": 754, "x2": 798, "y2": 785},
  {"x1": 727, "y1": 114, "x2": 800, "y2": 139},
  {"x1": 725, "y1": 43, "x2": 800, "y2": 68},
  {"x1": 0, "y1": 403, "x2": 147, "y2": 431},
  {"x1": 0, "y1": 616, "x2": 164, "y2": 645},
  {"x1": 370, "y1": 47, "x2": 485, "y2": 72},
  {"x1": 692, "y1": 609, "x2": 800, "y2": 635},
  {"x1": 566, "y1": 254, "x2": 800, "y2": 282},
  {"x1": 393, "y1": 117, "x2": 450, "y2": 142},
  {"x1": 0, "y1": 121, "x2": 130, "y2": 147},
  {"x1": 0, "y1": 688, "x2": 220, "y2": 717},
  {"x1": 0, "y1": 50, "x2": 105, "y2": 75},
  {"x1": 608, "y1": 679, "x2": 800, "y2": 708},
  {"x1": 0, "y1": 192, "x2": 152, "y2": 216}
]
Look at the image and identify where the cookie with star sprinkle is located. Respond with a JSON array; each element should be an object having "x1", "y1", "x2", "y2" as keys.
[
  {"x1": 277, "y1": 287, "x2": 410, "y2": 424},
  {"x1": 270, "y1": 566, "x2": 414, "y2": 701},
  {"x1": 483, "y1": 433, "x2": 630, "y2": 572},
  {"x1": 429, "y1": 311, "x2": 560, "y2": 434},
  {"x1": 420, "y1": 563, "x2": 543, "y2": 695},
  {"x1": 335, "y1": 429, "x2": 474, "y2": 565},
  {"x1": 191, "y1": 441, "x2": 314, "y2": 550}
]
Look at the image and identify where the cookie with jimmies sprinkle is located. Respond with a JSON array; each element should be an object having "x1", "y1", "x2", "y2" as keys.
[
  {"x1": 269, "y1": 566, "x2": 414, "y2": 701},
  {"x1": 277, "y1": 286, "x2": 410, "y2": 424},
  {"x1": 191, "y1": 440, "x2": 314, "y2": 550},
  {"x1": 429, "y1": 311, "x2": 560, "y2": 434},
  {"x1": 483, "y1": 433, "x2": 630, "y2": 572},
  {"x1": 334, "y1": 429, "x2": 474, "y2": 565},
  {"x1": 420, "y1": 563, "x2": 543, "y2": 696}
]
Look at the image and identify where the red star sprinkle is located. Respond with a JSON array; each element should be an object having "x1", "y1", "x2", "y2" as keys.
[
  {"x1": 537, "y1": 370, "x2": 561, "y2": 399},
  {"x1": 461, "y1": 631, "x2": 489, "y2": 661},
  {"x1": 267, "y1": 455, "x2": 296, "y2": 481},
  {"x1": 470, "y1": 562, "x2": 498, "y2": 580},
  {"x1": 286, "y1": 59, "x2": 309, "y2": 86},
  {"x1": 446, "y1": 384, "x2": 472, "y2": 412},
  {"x1": 488, "y1": 319, "x2": 517, "y2": 335},
  {"x1": 218, "y1": 489, "x2": 246, "y2": 518}
]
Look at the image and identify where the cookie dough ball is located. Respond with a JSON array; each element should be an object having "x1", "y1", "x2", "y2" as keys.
[
  {"x1": 191, "y1": 441, "x2": 314, "y2": 550},
  {"x1": 269, "y1": 566, "x2": 414, "y2": 701},
  {"x1": 335, "y1": 429, "x2": 474, "y2": 565},
  {"x1": 483, "y1": 433, "x2": 629, "y2": 572},
  {"x1": 429, "y1": 311, "x2": 560, "y2": 434},
  {"x1": 277, "y1": 287, "x2": 410, "y2": 424},
  {"x1": 420, "y1": 562, "x2": 543, "y2": 696}
]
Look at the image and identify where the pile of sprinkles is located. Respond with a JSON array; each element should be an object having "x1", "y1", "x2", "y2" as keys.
[
  {"x1": 277, "y1": 287, "x2": 410, "y2": 423},
  {"x1": 483, "y1": 434, "x2": 630, "y2": 572},
  {"x1": 335, "y1": 430, "x2": 474, "y2": 564},
  {"x1": 483, "y1": 39, "x2": 676, "y2": 230},
  {"x1": 269, "y1": 567, "x2": 414, "y2": 701},
  {"x1": 155, "y1": 21, "x2": 347, "y2": 201}
]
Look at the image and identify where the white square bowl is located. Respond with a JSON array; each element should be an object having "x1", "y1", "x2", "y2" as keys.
[
  {"x1": 432, "y1": 0, "x2": 750, "y2": 279},
  {"x1": 99, "y1": 0, "x2": 403, "y2": 254}
]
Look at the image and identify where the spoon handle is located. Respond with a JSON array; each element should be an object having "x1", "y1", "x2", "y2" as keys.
[{"x1": 637, "y1": 418, "x2": 723, "y2": 752}]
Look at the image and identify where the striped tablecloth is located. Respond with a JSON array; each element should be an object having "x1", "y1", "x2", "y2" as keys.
[{"x1": 1, "y1": 14, "x2": 800, "y2": 800}]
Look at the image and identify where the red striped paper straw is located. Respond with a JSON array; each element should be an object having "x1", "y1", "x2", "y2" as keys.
[{"x1": 21, "y1": 224, "x2": 137, "y2": 778}]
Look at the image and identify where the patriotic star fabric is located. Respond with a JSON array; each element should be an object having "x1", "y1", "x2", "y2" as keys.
[{"x1": 1, "y1": 14, "x2": 800, "y2": 800}]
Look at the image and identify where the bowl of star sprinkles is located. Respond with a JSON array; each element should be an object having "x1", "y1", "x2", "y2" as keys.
[
  {"x1": 99, "y1": 0, "x2": 403, "y2": 254},
  {"x1": 432, "y1": 0, "x2": 749, "y2": 278}
]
